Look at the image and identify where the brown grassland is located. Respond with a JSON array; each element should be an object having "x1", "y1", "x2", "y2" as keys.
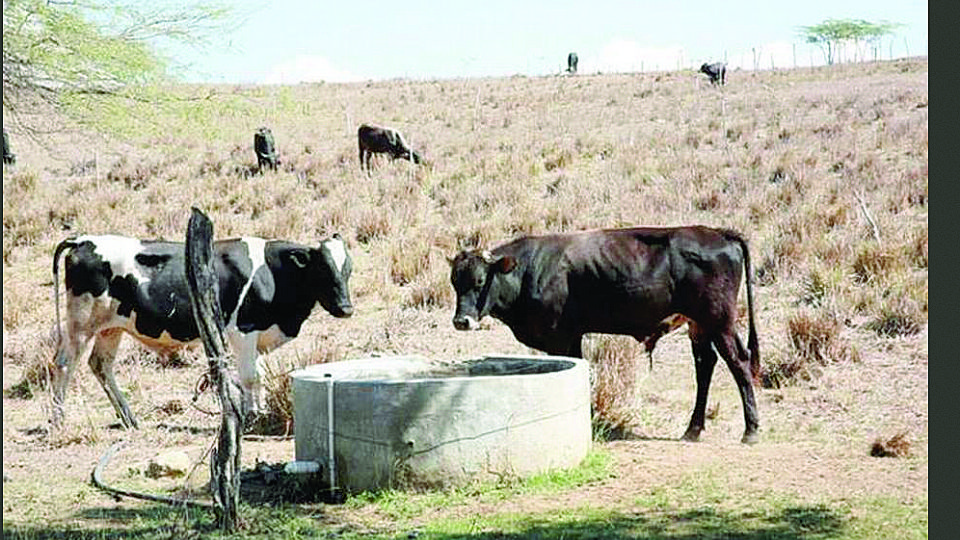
[{"x1": 3, "y1": 58, "x2": 927, "y2": 538}]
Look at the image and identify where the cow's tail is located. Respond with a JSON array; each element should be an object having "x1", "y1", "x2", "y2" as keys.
[
  {"x1": 52, "y1": 238, "x2": 78, "y2": 347},
  {"x1": 726, "y1": 231, "x2": 760, "y2": 383}
]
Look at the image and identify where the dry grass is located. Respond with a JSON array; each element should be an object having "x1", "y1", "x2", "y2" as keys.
[
  {"x1": 2, "y1": 58, "x2": 926, "y2": 436},
  {"x1": 583, "y1": 335, "x2": 643, "y2": 439},
  {"x1": 257, "y1": 343, "x2": 345, "y2": 435},
  {"x1": 0, "y1": 59, "x2": 928, "y2": 536},
  {"x1": 870, "y1": 431, "x2": 912, "y2": 458}
]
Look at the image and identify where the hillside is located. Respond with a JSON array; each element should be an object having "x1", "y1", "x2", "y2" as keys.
[{"x1": 2, "y1": 59, "x2": 927, "y2": 537}]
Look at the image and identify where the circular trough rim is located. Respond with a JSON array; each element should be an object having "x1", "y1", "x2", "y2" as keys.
[{"x1": 290, "y1": 354, "x2": 586, "y2": 384}]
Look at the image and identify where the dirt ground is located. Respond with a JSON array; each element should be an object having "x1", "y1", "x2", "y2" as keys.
[{"x1": 2, "y1": 303, "x2": 928, "y2": 533}]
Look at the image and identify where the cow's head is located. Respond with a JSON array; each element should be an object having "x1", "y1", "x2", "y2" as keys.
[
  {"x1": 448, "y1": 249, "x2": 516, "y2": 330},
  {"x1": 304, "y1": 234, "x2": 354, "y2": 318}
]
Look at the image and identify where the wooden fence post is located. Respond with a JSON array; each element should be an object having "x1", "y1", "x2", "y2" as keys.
[{"x1": 184, "y1": 207, "x2": 246, "y2": 531}]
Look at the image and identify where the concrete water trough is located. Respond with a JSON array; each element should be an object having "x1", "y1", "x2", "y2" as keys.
[{"x1": 291, "y1": 354, "x2": 591, "y2": 494}]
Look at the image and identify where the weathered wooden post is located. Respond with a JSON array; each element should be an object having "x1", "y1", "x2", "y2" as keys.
[{"x1": 183, "y1": 207, "x2": 247, "y2": 531}]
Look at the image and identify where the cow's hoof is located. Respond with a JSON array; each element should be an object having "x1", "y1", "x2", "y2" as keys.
[
  {"x1": 680, "y1": 430, "x2": 701, "y2": 442},
  {"x1": 741, "y1": 432, "x2": 759, "y2": 445}
]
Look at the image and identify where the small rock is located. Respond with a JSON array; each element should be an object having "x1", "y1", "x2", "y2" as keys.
[{"x1": 145, "y1": 450, "x2": 191, "y2": 479}]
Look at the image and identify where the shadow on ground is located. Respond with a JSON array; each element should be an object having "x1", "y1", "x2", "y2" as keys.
[{"x1": 2, "y1": 503, "x2": 844, "y2": 539}]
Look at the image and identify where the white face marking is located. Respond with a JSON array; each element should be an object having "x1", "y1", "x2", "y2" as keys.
[
  {"x1": 81, "y1": 235, "x2": 148, "y2": 285},
  {"x1": 462, "y1": 315, "x2": 480, "y2": 330},
  {"x1": 324, "y1": 236, "x2": 347, "y2": 273},
  {"x1": 230, "y1": 237, "x2": 267, "y2": 326}
]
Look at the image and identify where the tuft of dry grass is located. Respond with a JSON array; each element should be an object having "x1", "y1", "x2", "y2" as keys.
[
  {"x1": 583, "y1": 335, "x2": 643, "y2": 440},
  {"x1": 257, "y1": 344, "x2": 345, "y2": 435},
  {"x1": 870, "y1": 431, "x2": 911, "y2": 458},
  {"x1": 764, "y1": 309, "x2": 860, "y2": 388}
]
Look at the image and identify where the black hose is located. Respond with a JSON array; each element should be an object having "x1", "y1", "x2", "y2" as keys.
[{"x1": 91, "y1": 440, "x2": 214, "y2": 510}]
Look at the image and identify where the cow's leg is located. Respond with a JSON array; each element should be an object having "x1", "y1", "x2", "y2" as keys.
[
  {"x1": 51, "y1": 332, "x2": 89, "y2": 428},
  {"x1": 713, "y1": 330, "x2": 760, "y2": 444},
  {"x1": 228, "y1": 331, "x2": 263, "y2": 416},
  {"x1": 566, "y1": 335, "x2": 584, "y2": 358},
  {"x1": 683, "y1": 324, "x2": 717, "y2": 442},
  {"x1": 87, "y1": 329, "x2": 138, "y2": 429}
]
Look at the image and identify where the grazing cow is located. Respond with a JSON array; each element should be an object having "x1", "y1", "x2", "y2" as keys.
[
  {"x1": 3, "y1": 129, "x2": 16, "y2": 165},
  {"x1": 449, "y1": 226, "x2": 760, "y2": 444},
  {"x1": 700, "y1": 62, "x2": 727, "y2": 86},
  {"x1": 254, "y1": 127, "x2": 279, "y2": 172},
  {"x1": 51, "y1": 233, "x2": 354, "y2": 429},
  {"x1": 358, "y1": 123, "x2": 422, "y2": 171},
  {"x1": 567, "y1": 52, "x2": 579, "y2": 74}
]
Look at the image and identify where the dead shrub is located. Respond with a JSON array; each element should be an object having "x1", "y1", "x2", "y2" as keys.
[
  {"x1": 866, "y1": 296, "x2": 924, "y2": 337},
  {"x1": 389, "y1": 239, "x2": 433, "y2": 286},
  {"x1": 404, "y1": 269, "x2": 454, "y2": 310},
  {"x1": 583, "y1": 335, "x2": 642, "y2": 440},
  {"x1": 694, "y1": 190, "x2": 722, "y2": 211},
  {"x1": 908, "y1": 227, "x2": 928, "y2": 268},
  {"x1": 6, "y1": 357, "x2": 56, "y2": 399},
  {"x1": 543, "y1": 149, "x2": 573, "y2": 171},
  {"x1": 107, "y1": 157, "x2": 157, "y2": 190},
  {"x1": 257, "y1": 345, "x2": 344, "y2": 436},
  {"x1": 852, "y1": 245, "x2": 901, "y2": 284},
  {"x1": 356, "y1": 209, "x2": 391, "y2": 244},
  {"x1": 787, "y1": 309, "x2": 850, "y2": 365},
  {"x1": 798, "y1": 270, "x2": 830, "y2": 307},
  {"x1": 870, "y1": 432, "x2": 911, "y2": 458},
  {"x1": 761, "y1": 353, "x2": 810, "y2": 389}
]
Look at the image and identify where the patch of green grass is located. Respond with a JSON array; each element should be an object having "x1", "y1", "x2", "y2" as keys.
[
  {"x1": 2, "y1": 483, "x2": 926, "y2": 540},
  {"x1": 342, "y1": 449, "x2": 614, "y2": 522}
]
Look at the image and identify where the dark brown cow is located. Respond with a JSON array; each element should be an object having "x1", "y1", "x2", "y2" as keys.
[
  {"x1": 358, "y1": 124, "x2": 422, "y2": 171},
  {"x1": 449, "y1": 226, "x2": 760, "y2": 443}
]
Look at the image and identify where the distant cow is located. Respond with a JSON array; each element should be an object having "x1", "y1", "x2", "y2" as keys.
[
  {"x1": 254, "y1": 127, "x2": 279, "y2": 172},
  {"x1": 700, "y1": 62, "x2": 727, "y2": 86},
  {"x1": 358, "y1": 124, "x2": 422, "y2": 171},
  {"x1": 449, "y1": 226, "x2": 760, "y2": 444},
  {"x1": 51, "y1": 233, "x2": 354, "y2": 429},
  {"x1": 3, "y1": 130, "x2": 15, "y2": 165},
  {"x1": 567, "y1": 52, "x2": 579, "y2": 74}
]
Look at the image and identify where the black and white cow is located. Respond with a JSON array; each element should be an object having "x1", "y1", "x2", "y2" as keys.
[
  {"x1": 51, "y1": 234, "x2": 354, "y2": 429},
  {"x1": 449, "y1": 226, "x2": 760, "y2": 443},
  {"x1": 567, "y1": 52, "x2": 579, "y2": 74},
  {"x1": 699, "y1": 62, "x2": 727, "y2": 86},
  {"x1": 254, "y1": 126, "x2": 279, "y2": 172},
  {"x1": 358, "y1": 124, "x2": 422, "y2": 171}
]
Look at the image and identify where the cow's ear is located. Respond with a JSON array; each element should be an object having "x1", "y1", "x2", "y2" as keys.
[
  {"x1": 446, "y1": 255, "x2": 456, "y2": 268},
  {"x1": 495, "y1": 256, "x2": 516, "y2": 274},
  {"x1": 287, "y1": 249, "x2": 311, "y2": 269}
]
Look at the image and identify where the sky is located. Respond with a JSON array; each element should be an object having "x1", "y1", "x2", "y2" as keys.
[{"x1": 166, "y1": 0, "x2": 928, "y2": 84}]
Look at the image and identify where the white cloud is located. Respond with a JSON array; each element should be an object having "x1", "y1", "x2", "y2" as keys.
[
  {"x1": 262, "y1": 55, "x2": 361, "y2": 84},
  {"x1": 596, "y1": 39, "x2": 686, "y2": 73}
]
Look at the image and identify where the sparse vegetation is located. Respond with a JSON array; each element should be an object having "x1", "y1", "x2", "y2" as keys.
[
  {"x1": 2, "y1": 59, "x2": 926, "y2": 538},
  {"x1": 583, "y1": 335, "x2": 643, "y2": 439}
]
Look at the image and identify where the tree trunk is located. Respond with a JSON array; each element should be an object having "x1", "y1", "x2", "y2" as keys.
[{"x1": 184, "y1": 207, "x2": 247, "y2": 532}]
